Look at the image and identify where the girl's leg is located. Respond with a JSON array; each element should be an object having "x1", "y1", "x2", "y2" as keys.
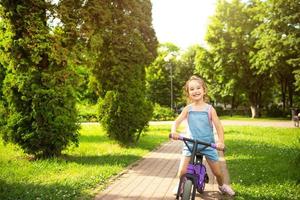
[
  {"x1": 173, "y1": 156, "x2": 191, "y2": 195},
  {"x1": 206, "y1": 159, "x2": 223, "y2": 186},
  {"x1": 206, "y1": 158, "x2": 235, "y2": 196},
  {"x1": 177, "y1": 156, "x2": 191, "y2": 177}
]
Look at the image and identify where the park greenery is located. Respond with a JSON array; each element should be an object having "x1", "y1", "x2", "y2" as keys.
[
  {"x1": 0, "y1": 1, "x2": 299, "y2": 199},
  {"x1": 0, "y1": 124, "x2": 299, "y2": 200},
  {"x1": 146, "y1": 0, "x2": 300, "y2": 119},
  {"x1": 0, "y1": 0, "x2": 157, "y2": 155},
  {"x1": 0, "y1": 0, "x2": 299, "y2": 154}
]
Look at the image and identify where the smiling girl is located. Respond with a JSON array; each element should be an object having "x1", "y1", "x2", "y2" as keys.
[{"x1": 171, "y1": 75, "x2": 235, "y2": 196}]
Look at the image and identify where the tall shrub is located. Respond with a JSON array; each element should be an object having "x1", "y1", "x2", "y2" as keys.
[
  {"x1": 84, "y1": 0, "x2": 157, "y2": 144},
  {"x1": 0, "y1": 1, "x2": 79, "y2": 157},
  {"x1": 98, "y1": 87, "x2": 153, "y2": 144}
]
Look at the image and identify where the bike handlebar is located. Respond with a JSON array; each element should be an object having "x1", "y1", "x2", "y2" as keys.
[{"x1": 169, "y1": 133, "x2": 221, "y2": 150}]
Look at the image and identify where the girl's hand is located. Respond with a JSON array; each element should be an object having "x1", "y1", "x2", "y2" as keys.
[
  {"x1": 216, "y1": 142, "x2": 225, "y2": 151},
  {"x1": 170, "y1": 133, "x2": 180, "y2": 140}
]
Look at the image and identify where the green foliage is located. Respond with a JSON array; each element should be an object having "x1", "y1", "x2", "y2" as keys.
[
  {"x1": 205, "y1": 0, "x2": 267, "y2": 113},
  {"x1": 146, "y1": 44, "x2": 178, "y2": 107},
  {"x1": 265, "y1": 104, "x2": 289, "y2": 118},
  {"x1": 202, "y1": 0, "x2": 300, "y2": 117},
  {"x1": 2, "y1": 69, "x2": 80, "y2": 157},
  {"x1": 76, "y1": 103, "x2": 98, "y2": 122},
  {"x1": 0, "y1": 1, "x2": 79, "y2": 158},
  {"x1": 98, "y1": 88, "x2": 153, "y2": 145},
  {"x1": 0, "y1": 63, "x2": 5, "y2": 126},
  {"x1": 146, "y1": 43, "x2": 189, "y2": 108},
  {"x1": 73, "y1": 65, "x2": 98, "y2": 104},
  {"x1": 295, "y1": 69, "x2": 300, "y2": 91},
  {"x1": 83, "y1": 0, "x2": 157, "y2": 144},
  {"x1": 175, "y1": 45, "x2": 202, "y2": 105},
  {"x1": 0, "y1": 123, "x2": 170, "y2": 200},
  {"x1": 0, "y1": 64, "x2": 4, "y2": 98},
  {"x1": 251, "y1": 0, "x2": 300, "y2": 111},
  {"x1": 152, "y1": 103, "x2": 175, "y2": 121}
]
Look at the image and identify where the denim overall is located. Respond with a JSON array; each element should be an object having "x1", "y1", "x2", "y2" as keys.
[{"x1": 182, "y1": 104, "x2": 219, "y2": 161}]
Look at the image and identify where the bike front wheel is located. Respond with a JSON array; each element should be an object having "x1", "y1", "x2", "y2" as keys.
[{"x1": 182, "y1": 179, "x2": 193, "y2": 200}]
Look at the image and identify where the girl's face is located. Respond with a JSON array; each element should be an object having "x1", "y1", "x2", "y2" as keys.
[{"x1": 188, "y1": 80, "x2": 205, "y2": 102}]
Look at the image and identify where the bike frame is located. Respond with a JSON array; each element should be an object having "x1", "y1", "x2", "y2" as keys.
[{"x1": 169, "y1": 134, "x2": 217, "y2": 200}]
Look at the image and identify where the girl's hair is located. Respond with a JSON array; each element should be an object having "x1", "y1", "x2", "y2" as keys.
[{"x1": 184, "y1": 75, "x2": 209, "y2": 103}]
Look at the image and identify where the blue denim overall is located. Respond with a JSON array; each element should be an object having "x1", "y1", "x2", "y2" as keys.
[{"x1": 182, "y1": 104, "x2": 219, "y2": 161}]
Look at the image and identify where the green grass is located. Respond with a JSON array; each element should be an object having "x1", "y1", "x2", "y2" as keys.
[
  {"x1": 220, "y1": 115, "x2": 290, "y2": 121},
  {"x1": 0, "y1": 124, "x2": 170, "y2": 200},
  {"x1": 1, "y1": 123, "x2": 299, "y2": 200},
  {"x1": 225, "y1": 126, "x2": 300, "y2": 200}
]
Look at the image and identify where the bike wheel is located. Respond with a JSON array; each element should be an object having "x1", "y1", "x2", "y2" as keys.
[
  {"x1": 197, "y1": 182, "x2": 205, "y2": 194},
  {"x1": 182, "y1": 179, "x2": 193, "y2": 200}
]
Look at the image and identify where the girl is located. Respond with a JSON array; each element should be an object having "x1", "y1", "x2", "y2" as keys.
[{"x1": 171, "y1": 75, "x2": 235, "y2": 196}]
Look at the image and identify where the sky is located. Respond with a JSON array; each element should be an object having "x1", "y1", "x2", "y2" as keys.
[{"x1": 151, "y1": 0, "x2": 217, "y2": 50}]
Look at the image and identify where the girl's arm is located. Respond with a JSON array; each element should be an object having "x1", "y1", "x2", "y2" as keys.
[
  {"x1": 211, "y1": 106, "x2": 225, "y2": 150},
  {"x1": 170, "y1": 106, "x2": 189, "y2": 139}
]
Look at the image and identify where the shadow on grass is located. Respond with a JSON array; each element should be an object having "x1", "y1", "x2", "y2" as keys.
[
  {"x1": 63, "y1": 154, "x2": 141, "y2": 167},
  {"x1": 0, "y1": 179, "x2": 86, "y2": 200}
]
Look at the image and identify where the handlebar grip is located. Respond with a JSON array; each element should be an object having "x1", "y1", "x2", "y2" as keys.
[
  {"x1": 169, "y1": 133, "x2": 184, "y2": 140},
  {"x1": 211, "y1": 143, "x2": 217, "y2": 149}
]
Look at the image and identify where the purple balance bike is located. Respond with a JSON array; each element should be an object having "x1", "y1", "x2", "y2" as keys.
[{"x1": 169, "y1": 133, "x2": 222, "y2": 200}]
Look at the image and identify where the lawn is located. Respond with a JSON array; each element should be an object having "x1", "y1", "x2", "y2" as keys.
[
  {"x1": 0, "y1": 124, "x2": 170, "y2": 200},
  {"x1": 0, "y1": 123, "x2": 299, "y2": 200},
  {"x1": 225, "y1": 126, "x2": 300, "y2": 200}
]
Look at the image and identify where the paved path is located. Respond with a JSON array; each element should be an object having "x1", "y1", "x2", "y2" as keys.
[
  {"x1": 94, "y1": 140, "x2": 229, "y2": 200},
  {"x1": 94, "y1": 120, "x2": 295, "y2": 200}
]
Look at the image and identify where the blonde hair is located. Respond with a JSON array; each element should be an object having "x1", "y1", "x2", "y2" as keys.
[{"x1": 184, "y1": 75, "x2": 209, "y2": 103}]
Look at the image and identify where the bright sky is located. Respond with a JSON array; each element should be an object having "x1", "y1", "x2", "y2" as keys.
[{"x1": 151, "y1": 0, "x2": 217, "y2": 50}]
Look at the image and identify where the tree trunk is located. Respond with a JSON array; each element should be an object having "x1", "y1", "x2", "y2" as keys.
[
  {"x1": 280, "y1": 75, "x2": 287, "y2": 112},
  {"x1": 288, "y1": 81, "x2": 294, "y2": 108},
  {"x1": 250, "y1": 105, "x2": 258, "y2": 118}
]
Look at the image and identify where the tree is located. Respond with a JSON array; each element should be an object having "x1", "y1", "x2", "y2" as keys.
[
  {"x1": 0, "y1": 0, "x2": 79, "y2": 158},
  {"x1": 83, "y1": 0, "x2": 157, "y2": 144},
  {"x1": 205, "y1": 0, "x2": 271, "y2": 118},
  {"x1": 251, "y1": 0, "x2": 300, "y2": 110},
  {"x1": 175, "y1": 45, "x2": 202, "y2": 106},
  {"x1": 194, "y1": 46, "x2": 220, "y2": 102},
  {"x1": 56, "y1": 0, "x2": 99, "y2": 104},
  {"x1": 146, "y1": 43, "x2": 180, "y2": 107}
]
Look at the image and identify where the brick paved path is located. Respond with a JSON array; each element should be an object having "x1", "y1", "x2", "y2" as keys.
[{"x1": 94, "y1": 140, "x2": 230, "y2": 200}]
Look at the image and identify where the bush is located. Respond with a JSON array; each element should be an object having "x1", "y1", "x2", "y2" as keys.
[
  {"x1": 0, "y1": 1, "x2": 80, "y2": 158},
  {"x1": 215, "y1": 106, "x2": 251, "y2": 117},
  {"x1": 152, "y1": 104, "x2": 175, "y2": 121},
  {"x1": 2, "y1": 71, "x2": 80, "y2": 158},
  {"x1": 98, "y1": 88, "x2": 153, "y2": 145},
  {"x1": 266, "y1": 104, "x2": 288, "y2": 117}
]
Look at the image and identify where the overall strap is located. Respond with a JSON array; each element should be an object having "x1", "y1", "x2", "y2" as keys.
[
  {"x1": 186, "y1": 104, "x2": 193, "y2": 121},
  {"x1": 207, "y1": 105, "x2": 213, "y2": 127},
  {"x1": 187, "y1": 105, "x2": 193, "y2": 112}
]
